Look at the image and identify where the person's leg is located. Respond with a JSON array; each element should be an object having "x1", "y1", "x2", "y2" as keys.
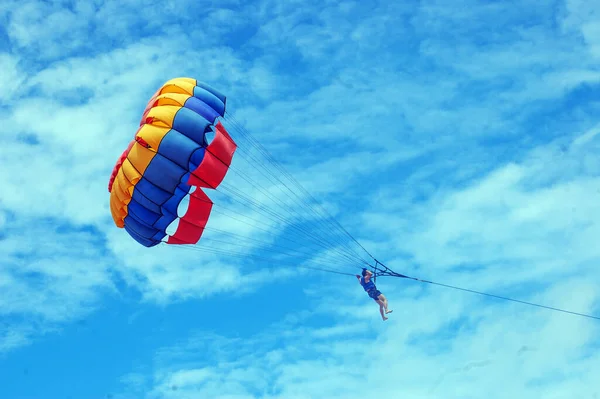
[
  {"x1": 379, "y1": 293, "x2": 392, "y2": 314},
  {"x1": 376, "y1": 298, "x2": 388, "y2": 320}
]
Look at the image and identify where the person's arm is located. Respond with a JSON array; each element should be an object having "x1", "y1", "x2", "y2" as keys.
[{"x1": 356, "y1": 275, "x2": 361, "y2": 283}]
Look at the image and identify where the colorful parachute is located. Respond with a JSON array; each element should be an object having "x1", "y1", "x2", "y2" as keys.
[{"x1": 108, "y1": 78, "x2": 237, "y2": 247}]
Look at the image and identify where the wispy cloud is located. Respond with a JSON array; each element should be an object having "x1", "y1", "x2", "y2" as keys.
[
  {"x1": 117, "y1": 273, "x2": 600, "y2": 399},
  {"x1": 0, "y1": 215, "x2": 114, "y2": 352},
  {"x1": 1, "y1": 0, "x2": 600, "y2": 398}
]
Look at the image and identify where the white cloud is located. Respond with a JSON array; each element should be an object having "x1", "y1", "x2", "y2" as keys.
[
  {"x1": 0, "y1": 215, "x2": 114, "y2": 351},
  {"x1": 1, "y1": 1, "x2": 600, "y2": 398},
  {"x1": 0, "y1": 53, "x2": 25, "y2": 104},
  {"x1": 0, "y1": 325, "x2": 32, "y2": 353},
  {"x1": 562, "y1": 0, "x2": 600, "y2": 58},
  {"x1": 122, "y1": 269, "x2": 600, "y2": 399}
]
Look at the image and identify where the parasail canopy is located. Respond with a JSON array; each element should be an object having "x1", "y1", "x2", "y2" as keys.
[{"x1": 108, "y1": 78, "x2": 237, "y2": 247}]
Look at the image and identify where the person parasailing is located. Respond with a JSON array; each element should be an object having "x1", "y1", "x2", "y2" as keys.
[{"x1": 357, "y1": 268, "x2": 393, "y2": 321}]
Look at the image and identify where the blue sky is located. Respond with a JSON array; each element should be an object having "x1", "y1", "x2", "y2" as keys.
[{"x1": 1, "y1": 0, "x2": 600, "y2": 398}]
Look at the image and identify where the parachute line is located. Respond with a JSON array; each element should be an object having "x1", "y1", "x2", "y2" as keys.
[
  {"x1": 225, "y1": 112, "x2": 374, "y2": 263},
  {"x1": 375, "y1": 262, "x2": 600, "y2": 321},
  {"x1": 164, "y1": 243, "x2": 357, "y2": 276},
  {"x1": 221, "y1": 155, "x2": 369, "y2": 264}
]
